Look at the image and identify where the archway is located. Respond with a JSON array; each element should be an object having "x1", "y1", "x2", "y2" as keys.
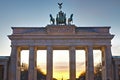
[
  {"x1": 76, "y1": 50, "x2": 86, "y2": 79},
  {"x1": 53, "y1": 50, "x2": 69, "y2": 80},
  {"x1": 93, "y1": 50, "x2": 102, "y2": 80},
  {"x1": 37, "y1": 50, "x2": 47, "y2": 80},
  {"x1": 20, "y1": 50, "x2": 29, "y2": 80}
]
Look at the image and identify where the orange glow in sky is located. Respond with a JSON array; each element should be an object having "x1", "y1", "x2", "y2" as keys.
[
  {"x1": 21, "y1": 50, "x2": 101, "y2": 79},
  {"x1": 0, "y1": 0, "x2": 119, "y2": 79}
]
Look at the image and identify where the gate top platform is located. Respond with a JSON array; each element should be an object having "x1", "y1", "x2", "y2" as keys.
[{"x1": 10, "y1": 25, "x2": 111, "y2": 35}]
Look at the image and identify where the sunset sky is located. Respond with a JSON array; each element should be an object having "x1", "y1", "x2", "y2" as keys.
[{"x1": 0, "y1": 0, "x2": 120, "y2": 79}]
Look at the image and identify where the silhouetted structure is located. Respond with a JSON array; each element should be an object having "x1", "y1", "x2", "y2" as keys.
[{"x1": 0, "y1": 2, "x2": 120, "y2": 80}]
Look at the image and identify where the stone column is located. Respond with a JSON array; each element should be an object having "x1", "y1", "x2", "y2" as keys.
[
  {"x1": 101, "y1": 47, "x2": 105, "y2": 80},
  {"x1": 28, "y1": 46, "x2": 37, "y2": 80},
  {"x1": 115, "y1": 64, "x2": 119, "y2": 80},
  {"x1": 10, "y1": 46, "x2": 21, "y2": 80},
  {"x1": 85, "y1": 46, "x2": 94, "y2": 80},
  {"x1": 69, "y1": 46, "x2": 76, "y2": 80},
  {"x1": 3, "y1": 63, "x2": 7, "y2": 80},
  {"x1": 101, "y1": 45, "x2": 113, "y2": 80},
  {"x1": 46, "y1": 46, "x2": 53, "y2": 80}
]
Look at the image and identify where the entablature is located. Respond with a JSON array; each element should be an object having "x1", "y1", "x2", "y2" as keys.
[{"x1": 9, "y1": 25, "x2": 113, "y2": 35}]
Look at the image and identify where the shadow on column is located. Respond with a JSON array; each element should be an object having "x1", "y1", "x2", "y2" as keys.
[{"x1": 0, "y1": 65, "x2": 4, "y2": 80}]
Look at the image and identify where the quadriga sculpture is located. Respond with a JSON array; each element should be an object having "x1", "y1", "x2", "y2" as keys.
[{"x1": 56, "y1": 11, "x2": 66, "y2": 25}]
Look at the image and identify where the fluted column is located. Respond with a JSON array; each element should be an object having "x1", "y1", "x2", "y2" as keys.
[
  {"x1": 101, "y1": 46, "x2": 113, "y2": 80},
  {"x1": 46, "y1": 46, "x2": 53, "y2": 80},
  {"x1": 85, "y1": 45, "x2": 94, "y2": 80},
  {"x1": 10, "y1": 46, "x2": 21, "y2": 80},
  {"x1": 28, "y1": 46, "x2": 37, "y2": 80},
  {"x1": 69, "y1": 46, "x2": 76, "y2": 80}
]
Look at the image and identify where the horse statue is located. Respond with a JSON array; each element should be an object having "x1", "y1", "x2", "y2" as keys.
[
  {"x1": 68, "y1": 14, "x2": 73, "y2": 25},
  {"x1": 49, "y1": 14, "x2": 55, "y2": 25},
  {"x1": 56, "y1": 11, "x2": 66, "y2": 25}
]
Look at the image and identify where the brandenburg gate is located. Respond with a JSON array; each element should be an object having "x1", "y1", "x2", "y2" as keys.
[{"x1": 8, "y1": 3, "x2": 114, "y2": 80}]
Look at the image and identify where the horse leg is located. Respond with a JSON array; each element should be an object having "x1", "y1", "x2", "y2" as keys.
[{"x1": 53, "y1": 20, "x2": 55, "y2": 24}]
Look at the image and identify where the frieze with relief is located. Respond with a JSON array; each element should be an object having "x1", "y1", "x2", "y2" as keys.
[{"x1": 47, "y1": 25, "x2": 76, "y2": 34}]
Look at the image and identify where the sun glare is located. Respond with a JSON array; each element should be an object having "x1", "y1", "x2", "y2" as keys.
[{"x1": 21, "y1": 50, "x2": 29, "y2": 65}]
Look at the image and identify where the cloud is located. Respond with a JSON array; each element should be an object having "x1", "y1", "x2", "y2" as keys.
[
  {"x1": 53, "y1": 62, "x2": 69, "y2": 71},
  {"x1": 53, "y1": 62, "x2": 85, "y2": 72},
  {"x1": 76, "y1": 62, "x2": 85, "y2": 67},
  {"x1": 54, "y1": 65, "x2": 68, "y2": 70}
]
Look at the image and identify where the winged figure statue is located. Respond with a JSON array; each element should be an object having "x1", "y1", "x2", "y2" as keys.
[{"x1": 58, "y1": 3, "x2": 63, "y2": 9}]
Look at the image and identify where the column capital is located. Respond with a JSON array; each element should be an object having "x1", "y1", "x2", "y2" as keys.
[
  {"x1": 11, "y1": 45, "x2": 22, "y2": 51},
  {"x1": 87, "y1": 45, "x2": 93, "y2": 47},
  {"x1": 101, "y1": 45, "x2": 111, "y2": 48},
  {"x1": 29, "y1": 46, "x2": 37, "y2": 51},
  {"x1": 47, "y1": 46, "x2": 53, "y2": 49},
  {"x1": 69, "y1": 46, "x2": 75, "y2": 48},
  {"x1": 29, "y1": 45, "x2": 37, "y2": 48},
  {"x1": 85, "y1": 45, "x2": 93, "y2": 53},
  {"x1": 10, "y1": 45, "x2": 17, "y2": 49}
]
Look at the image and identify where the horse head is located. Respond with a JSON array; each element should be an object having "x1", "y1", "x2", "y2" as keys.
[{"x1": 50, "y1": 14, "x2": 52, "y2": 18}]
